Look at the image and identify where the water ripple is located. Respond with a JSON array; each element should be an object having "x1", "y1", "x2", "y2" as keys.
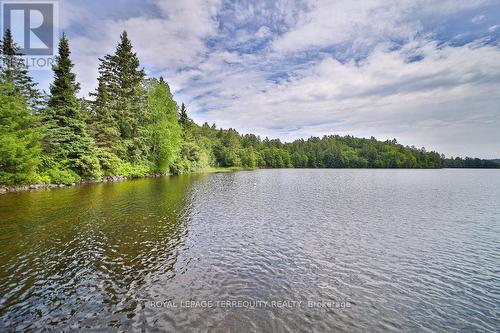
[{"x1": 0, "y1": 170, "x2": 499, "y2": 332}]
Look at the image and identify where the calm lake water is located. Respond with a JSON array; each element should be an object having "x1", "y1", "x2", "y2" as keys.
[{"x1": 0, "y1": 169, "x2": 499, "y2": 332}]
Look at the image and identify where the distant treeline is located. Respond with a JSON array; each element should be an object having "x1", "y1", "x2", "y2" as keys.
[
  {"x1": 443, "y1": 157, "x2": 500, "y2": 168},
  {"x1": 177, "y1": 123, "x2": 499, "y2": 171},
  {"x1": 179, "y1": 125, "x2": 445, "y2": 170},
  {"x1": 0, "y1": 31, "x2": 498, "y2": 185}
]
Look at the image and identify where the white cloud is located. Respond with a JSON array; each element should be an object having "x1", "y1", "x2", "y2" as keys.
[
  {"x1": 61, "y1": 0, "x2": 221, "y2": 95},
  {"x1": 272, "y1": 0, "x2": 492, "y2": 53},
  {"x1": 472, "y1": 14, "x2": 486, "y2": 23}
]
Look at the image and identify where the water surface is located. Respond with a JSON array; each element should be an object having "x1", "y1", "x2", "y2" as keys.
[{"x1": 0, "y1": 169, "x2": 499, "y2": 332}]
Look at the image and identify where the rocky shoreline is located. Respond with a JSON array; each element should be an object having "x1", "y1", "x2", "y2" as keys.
[{"x1": 0, "y1": 173, "x2": 170, "y2": 195}]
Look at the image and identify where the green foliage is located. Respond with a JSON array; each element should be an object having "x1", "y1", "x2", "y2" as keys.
[
  {"x1": 444, "y1": 157, "x2": 500, "y2": 168},
  {"x1": 171, "y1": 141, "x2": 210, "y2": 174},
  {"x1": 91, "y1": 31, "x2": 146, "y2": 162},
  {"x1": 213, "y1": 145, "x2": 241, "y2": 167},
  {"x1": 183, "y1": 127, "x2": 447, "y2": 169},
  {"x1": 0, "y1": 83, "x2": 42, "y2": 184},
  {"x1": 95, "y1": 149, "x2": 123, "y2": 175},
  {"x1": 0, "y1": 29, "x2": 41, "y2": 110},
  {"x1": 43, "y1": 34, "x2": 101, "y2": 179},
  {"x1": 90, "y1": 80, "x2": 122, "y2": 157},
  {"x1": 88, "y1": 34, "x2": 183, "y2": 176},
  {"x1": 259, "y1": 147, "x2": 292, "y2": 168},
  {"x1": 291, "y1": 151, "x2": 308, "y2": 168},
  {"x1": 37, "y1": 155, "x2": 80, "y2": 184},
  {"x1": 85, "y1": 33, "x2": 186, "y2": 178},
  {"x1": 114, "y1": 162, "x2": 150, "y2": 178},
  {"x1": 147, "y1": 79, "x2": 182, "y2": 173},
  {"x1": 239, "y1": 147, "x2": 258, "y2": 168},
  {"x1": 94, "y1": 149, "x2": 150, "y2": 177},
  {"x1": 47, "y1": 34, "x2": 80, "y2": 109},
  {"x1": 43, "y1": 167, "x2": 81, "y2": 184},
  {"x1": 179, "y1": 102, "x2": 191, "y2": 129}
]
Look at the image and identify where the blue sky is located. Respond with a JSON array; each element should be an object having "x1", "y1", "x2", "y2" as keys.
[{"x1": 33, "y1": 0, "x2": 500, "y2": 158}]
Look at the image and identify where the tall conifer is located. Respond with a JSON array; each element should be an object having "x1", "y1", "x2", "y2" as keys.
[
  {"x1": 179, "y1": 102, "x2": 190, "y2": 127},
  {"x1": 92, "y1": 31, "x2": 146, "y2": 162},
  {"x1": 43, "y1": 34, "x2": 100, "y2": 178},
  {"x1": 0, "y1": 29, "x2": 41, "y2": 109}
]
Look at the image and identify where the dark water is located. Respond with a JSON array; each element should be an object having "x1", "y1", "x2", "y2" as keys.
[{"x1": 0, "y1": 169, "x2": 499, "y2": 332}]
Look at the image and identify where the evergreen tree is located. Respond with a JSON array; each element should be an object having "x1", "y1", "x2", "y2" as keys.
[
  {"x1": 0, "y1": 82, "x2": 43, "y2": 184},
  {"x1": 43, "y1": 34, "x2": 101, "y2": 179},
  {"x1": 91, "y1": 80, "x2": 121, "y2": 154},
  {"x1": 0, "y1": 29, "x2": 41, "y2": 109},
  {"x1": 179, "y1": 102, "x2": 189, "y2": 127},
  {"x1": 91, "y1": 31, "x2": 146, "y2": 161}
]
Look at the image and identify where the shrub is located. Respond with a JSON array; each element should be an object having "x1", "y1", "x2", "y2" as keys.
[
  {"x1": 44, "y1": 168, "x2": 81, "y2": 184},
  {"x1": 114, "y1": 162, "x2": 151, "y2": 177}
]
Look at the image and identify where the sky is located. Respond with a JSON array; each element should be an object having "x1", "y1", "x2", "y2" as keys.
[{"x1": 32, "y1": 0, "x2": 500, "y2": 158}]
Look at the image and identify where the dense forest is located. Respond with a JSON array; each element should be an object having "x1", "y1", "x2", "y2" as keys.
[{"x1": 0, "y1": 30, "x2": 498, "y2": 186}]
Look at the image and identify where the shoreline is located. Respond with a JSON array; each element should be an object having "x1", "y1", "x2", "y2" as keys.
[
  {"x1": 0, "y1": 173, "x2": 170, "y2": 195},
  {"x1": 0, "y1": 167, "x2": 252, "y2": 195}
]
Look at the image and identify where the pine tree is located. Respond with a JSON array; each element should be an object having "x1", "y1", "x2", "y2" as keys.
[
  {"x1": 43, "y1": 34, "x2": 101, "y2": 179},
  {"x1": 105, "y1": 30, "x2": 145, "y2": 141},
  {"x1": 89, "y1": 79, "x2": 123, "y2": 174},
  {"x1": 0, "y1": 29, "x2": 41, "y2": 110},
  {"x1": 91, "y1": 31, "x2": 146, "y2": 162},
  {"x1": 91, "y1": 80, "x2": 120, "y2": 151},
  {"x1": 179, "y1": 102, "x2": 190, "y2": 128},
  {"x1": 0, "y1": 82, "x2": 43, "y2": 184}
]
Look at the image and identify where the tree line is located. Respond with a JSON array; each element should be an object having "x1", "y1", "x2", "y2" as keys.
[
  {"x1": 1, "y1": 31, "x2": 498, "y2": 185},
  {"x1": 1, "y1": 30, "x2": 181, "y2": 185}
]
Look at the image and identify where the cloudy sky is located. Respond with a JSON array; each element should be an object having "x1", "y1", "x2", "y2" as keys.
[{"x1": 33, "y1": 0, "x2": 500, "y2": 158}]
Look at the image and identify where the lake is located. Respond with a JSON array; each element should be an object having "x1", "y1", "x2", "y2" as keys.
[{"x1": 0, "y1": 169, "x2": 499, "y2": 332}]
